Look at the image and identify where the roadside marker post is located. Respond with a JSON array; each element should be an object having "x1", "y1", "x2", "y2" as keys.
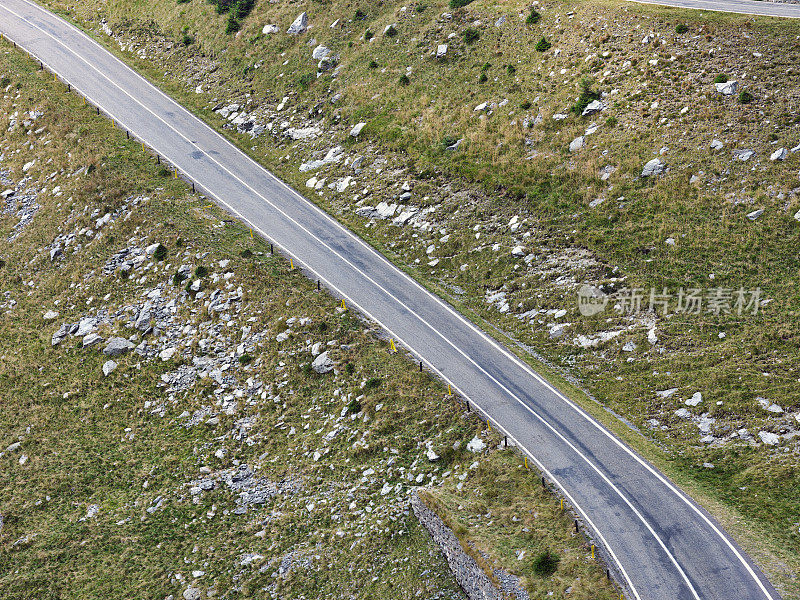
[
  {"x1": 390, "y1": 339, "x2": 396, "y2": 352},
  {"x1": 250, "y1": 228, "x2": 253, "y2": 240},
  {"x1": 560, "y1": 498, "x2": 563, "y2": 511},
  {"x1": 174, "y1": 169, "x2": 178, "y2": 180},
  {"x1": 591, "y1": 544, "x2": 595, "y2": 559},
  {"x1": 487, "y1": 421, "x2": 491, "y2": 432},
  {"x1": 341, "y1": 299, "x2": 346, "y2": 311},
  {"x1": 290, "y1": 258, "x2": 294, "y2": 270},
  {"x1": 447, "y1": 383, "x2": 452, "y2": 396},
  {"x1": 524, "y1": 457, "x2": 528, "y2": 470}
]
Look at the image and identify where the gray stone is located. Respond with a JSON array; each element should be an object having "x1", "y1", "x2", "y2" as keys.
[
  {"x1": 287, "y1": 12, "x2": 308, "y2": 34},
  {"x1": 75, "y1": 317, "x2": 97, "y2": 337},
  {"x1": 746, "y1": 209, "x2": 764, "y2": 221},
  {"x1": 103, "y1": 337, "x2": 135, "y2": 357},
  {"x1": 641, "y1": 158, "x2": 665, "y2": 177},
  {"x1": 734, "y1": 149, "x2": 754, "y2": 161},
  {"x1": 622, "y1": 341, "x2": 637, "y2": 352},
  {"x1": 714, "y1": 80, "x2": 737, "y2": 95},
  {"x1": 569, "y1": 136, "x2": 585, "y2": 152},
  {"x1": 758, "y1": 431, "x2": 780, "y2": 446},
  {"x1": 183, "y1": 588, "x2": 201, "y2": 600},
  {"x1": 43, "y1": 310, "x2": 59, "y2": 320},
  {"x1": 710, "y1": 139, "x2": 724, "y2": 150},
  {"x1": 51, "y1": 323, "x2": 69, "y2": 346},
  {"x1": 581, "y1": 99, "x2": 605, "y2": 116},
  {"x1": 685, "y1": 392, "x2": 702, "y2": 407},
  {"x1": 262, "y1": 24, "x2": 279, "y2": 35},
  {"x1": 83, "y1": 333, "x2": 103, "y2": 347},
  {"x1": 311, "y1": 351, "x2": 333, "y2": 374},
  {"x1": 312, "y1": 45, "x2": 331, "y2": 62},
  {"x1": 102, "y1": 360, "x2": 117, "y2": 377},
  {"x1": 436, "y1": 44, "x2": 448, "y2": 59},
  {"x1": 511, "y1": 245, "x2": 526, "y2": 257},
  {"x1": 350, "y1": 122, "x2": 366, "y2": 137},
  {"x1": 466, "y1": 436, "x2": 486, "y2": 452},
  {"x1": 770, "y1": 148, "x2": 787, "y2": 161}
]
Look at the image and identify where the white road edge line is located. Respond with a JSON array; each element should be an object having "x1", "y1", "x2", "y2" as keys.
[
  {"x1": 626, "y1": 0, "x2": 800, "y2": 19},
  {"x1": 2, "y1": 1, "x2": 778, "y2": 597}
]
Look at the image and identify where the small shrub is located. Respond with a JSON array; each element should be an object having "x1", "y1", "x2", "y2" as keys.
[
  {"x1": 415, "y1": 3, "x2": 428, "y2": 12},
  {"x1": 481, "y1": 62, "x2": 491, "y2": 72},
  {"x1": 182, "y1": 33, "x2": 195, "y2": 46},
  {"x1": 185, "y1": 281, "x2": 196, "y2": 295},
  {"x1": 353, "y1": 9, "x2": 367, "y2": 20},
  {"x1": 520, "y1": 100, "x2": 532, "y2": 110},
  {"x1": 364, "y1": 377, "x2": 383, "y2": 390},
  {"x1": 526, "y1": 8, "x2": 541, "y2": 24},
  {"x1": 120, "y1": 268, "x2": 130, "y2": 280},
  {"x1": 0, "y1": 77, "x2": 10, "y2": 88},
  {"x1": 384, "y1": 24, "x2": 397, "y2": 37},
  {"x1": 535, "y1": 36, "x2": 551, "y2": 52},
  {"x1": 441, "y1": 135, "x2": 458, "y2": 150},
  {"x1": 345, "y1": 362, "x2": 355, "y2": 375},
  {"x1": 158, "y1": 167, "x2": 171, "y2": 178},
  {"x1": 153, "y1": 243, "x2": 168, "y2": 262},
  {"x1": 364, "y1": 29, "x2": 374, "y2": 40},
  {"x1": 463, "y1": 28, "x2": 480, "y2": 44},
  {"x1": 572, "y1": 76, "x2": 600, "y2": 115},
  {"x1": 297, "y1": 72, "x2": 314, "y2": 90},
  {"x1": 177, "y1": 0, "x2": 191, "y2": 4},
  {"x1": 506, "y1": 64, "x2": 516, "y2": 75},
  {"x1": 172, "y1": 271, "x2": 187, "y2": 286},
  {"x1": 398, "y1": 74, "x2": 410, "y2": 86},
  {"x1": 318, "y1": 321, "x2": 328, "y2": 333},
  {"x1": 532, "y1": 550, "x2": 560, "y2": 577},
  {"x1": 605, "y1": 116, "x2": 618, "y2": 128},
  {"x1": 175, "y1": 237, "x2": 183, "y2": 247},
  {"x1": 239, "y1": 354, "x2": 253, "y2": 365},
  {"x1": 194, "y1": 265, "x2": 208, "y2": 278},
  {"x1": 478, "y1": 73, "x2": 488, "y2": 83},
  {"x1": 347, "y1": 397, "x2": 362, "y2": 414},
  {"x1": 738, "y1": 90, "x2": 753, "y2": 104},
  {"x1": 369, "y1": 59, "x2": 379, "y2": 69},
  {"x1": 239, "y1": 248, "x2": 253, "y2": 258},
  {"x1": 713, "y1": 74, "x2": 728, "y2": 84},
  {"x1": 675, "y1": 23, "x2": 688, "y2": 34},
  {"x1": 225, "y1": 12, "x2": 240, "y2": 34},
  {"x1": 449, "y1": 0, "x2": 475, "y2": 7},
  {"x1": 0, "y1": 258, "x2": 6, "y2": 270}
]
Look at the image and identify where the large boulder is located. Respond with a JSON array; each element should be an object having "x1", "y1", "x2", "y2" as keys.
[{"x1": 714, "y1": 80, "x2": 737, "y2": 95}]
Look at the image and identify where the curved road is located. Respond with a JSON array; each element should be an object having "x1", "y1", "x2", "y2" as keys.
[
  {"x1": 0, "y1": 1, "x2": 784, "y2": 599},
  {"x1": 628, "y1": 0, "x2": 800, "y2": 19}
]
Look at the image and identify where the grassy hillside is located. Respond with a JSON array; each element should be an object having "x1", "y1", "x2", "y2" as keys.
[
  {"x1": 0, "y1": 39, "x2": 623, "y2": 600},
  {"x1": 16, "y1": 0, "x2": 800, "y2": 595}
]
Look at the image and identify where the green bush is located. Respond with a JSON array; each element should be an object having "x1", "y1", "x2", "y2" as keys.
[
  {"x1": 738, "y1": 90, "x2": 754, "y2": 104},
  {"x1": 364, "y1": 377, "x2": 383, "y2": 390},
  {"x1": 526, "y1": 8, "x2": 541, "y2": 24},
  {"x1": 153, "y1": 243, "x2": 168, "y2": 262},
  {"x1": 520, "y1": 100, "x2": 532, "y2": 110},
  {"x1": 182, "y1": 33, "x2": 195, "y2": 46},
  {"x1": 463, "y1": 28, "x2": 480, "y2": 44},
  {"x1": 532, "y1": 550, "x2": 560, "y2": 577},
  {"x1": 364, "y1": 29, "x2": 374, "y2": 41},
  {"x1": 449, "y1": 0, "x2": 475, "y2": 7},
  {"x1": 225, "y1": 12, "x2": 240, "y2": 34},
  {"x1": 478, "y1": 73, "x2": 488, "y2": 83},
  {"x1": 535, "y1": 36, "x2": 551, "y2": 52},
  {"x1": 172, "y1": 271, "x2": 187, "y2": 286},
  {"x1": 675, "y1": 23, "x2": 688, "y2": 34},
  {"x1": 398, "y1": 74, "x2": 410, "y2": 86},
  {"x1": 572, "y1": 77, "x2": 600, "y2": 115},
  {"x1": 347, "y1": 397, "x2": 362, "y2": 414},
  {"x1": 175, "y1": 237, "x2": 183, "y2": 247},
  {"x1": 297, "y1": 72, "x2": 314, "y2": 90},
  {"x1": 384, "y1": 24, "x2": 397, "y2": 37},
  {"x1": 239, "y1": 248, "x2": 253, "y2": 258},
  {"x1": 713, "y1": 74, "x2": 728, "y2": 84},
  {"x1": 238, "y1": 354, "x2": 253, "y2": 365},
  {"x1": 606, "y1": 116, "x2": 618, "y2": 128},
  {"x1": 353, "y1": 9, "x2": 367, "y2": 20},
  {"x1": 369, "y1": 60, "x2": 378, "y2": 69},
  {"x1": 194, "y1": 265, "x2": 208, "y2": 278},
  {"x1": 345, "y1": 362, "x2": 355, "y2": 375},
  {"x1": 506, "y1": 64, "x2": 516, "y2": 75}
]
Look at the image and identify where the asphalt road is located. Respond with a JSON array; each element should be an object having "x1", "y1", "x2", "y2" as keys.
[
  {"x1": 628, "y1": 0, "x2": 800, "y2": 18},
  {"x1": 0, "y1": 1, "x2": 784, "y2": 599}
]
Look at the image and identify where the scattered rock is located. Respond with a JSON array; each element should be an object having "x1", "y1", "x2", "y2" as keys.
[
  {"x1": 103, "y1": 337, "x2": 135, "y2": 357},
  {"x1": 43, "y1": 310, "x2": 59, "y2": 320},
  {"x1": 466, "y1": 436, "x2": 486, "y2": 452},
  {"x1": 758, "y1": 431, "x2": 780, "y2": 446},
  {"x1": 685, "y1": 392, "x2": 702, "y2": 407},
  {"x1": 710, "y1": 139, "x2": 724, "y2": 150},
  {"x1": 183, "y1": 588, "x2": 201, "y2": 600},
  {"x1": 734, "y1": 149, "x2": 754, "y2": 161},
  {"x1": 581, "y1": 99, "x2": 605, "y2": 116},
  {"x1": 102, "y1": 360, "x2": 117, "y2": 377},
  {"x1": 436, "y1": 44, "x2": 448, "y2": 59},
  {"x1": 262, "y1": 24, "x2": 279, "y2": 35},
  {"x1": 350, "y1": 122, "x2": 366, "y2": 137},
  {"x1": 746, "y1": 209, "x2": 764, "y2": 221},
  {"x1": 714, "y1": 80, "x2": 737, "y2": 95},
  {"x1": 641, "y1": 158, "x2": 665, "y2": 177},
  {"x1": 287, "y1": 12, "x2": 308, "y2": 35},
  {"x1": 569, "y1": 136, "x2": 585, "y2": 152},
  {"x1": 311, "y1": 351, "x2": 333, "y2": 374},
  {"x1": 770, "y1": 148, "x2": 787, "y2": 161}
]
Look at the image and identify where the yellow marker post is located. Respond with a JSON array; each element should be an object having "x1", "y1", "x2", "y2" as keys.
[
  {"x1": 524, "y1": 457, "x2": 528, "y2": 470},
  {"x1": 390, "y1": 339, "x2": 396, "y2": 352},
  {"x1": 341, "y1": 299, "x2": 346, "y2": 311},
  {"x1": 112, "y1": 118, "x2": 115, "y2": 128},
  {"x1": 560, "y1": 498, "x2": 563, "y2": 511},
  {"x1": 290, "y1": 258, "x2": 294, "y2": 270},
  {"x1": 487, "y1": 421, "x2": 491, "y2": 432},
  {"x1": 174, "y1": 170, "x2": 178, "y2": 180},
  {"x1": 447, "y1": 383, "x2": 452, "y2": 396},
  {"x1": 142, "y1": 142, "x2": 146, "y2": 152},
  {"x1": 250, "y1": 228, "x2": 253, "y2": 240},
  {"x1": 54, "y1": 73, "x2": 57, "y2": 82},
  {"x1": 591, "y1": 544, "x2": 595, "y2": 559}
]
